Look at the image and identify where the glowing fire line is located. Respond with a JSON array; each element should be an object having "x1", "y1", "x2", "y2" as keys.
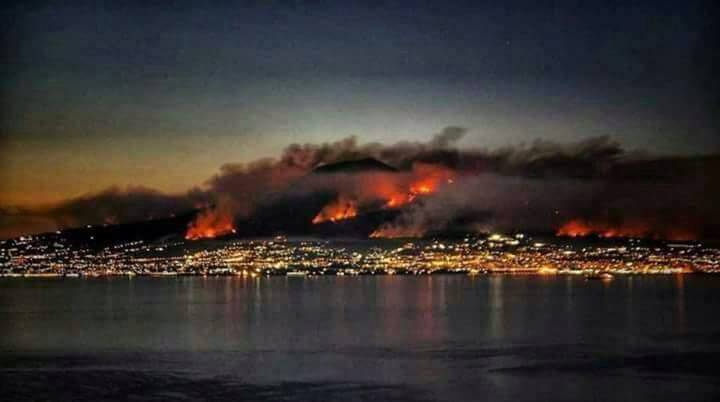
[
  {"x1": 185, "y1": 208, "x2": 236, "y2": 240},
  {"x1": 312, "y1": 197, "x2": 358, "y2": 224}
]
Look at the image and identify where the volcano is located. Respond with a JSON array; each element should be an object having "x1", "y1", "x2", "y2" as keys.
[
  {"x1": 312, "y1": 158, "x2": 398, "y2": 174},
  {"x1": 24, "y1": 158, "x2": 450, "y2": 244}
]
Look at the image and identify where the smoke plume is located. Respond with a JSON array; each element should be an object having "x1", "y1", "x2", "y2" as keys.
[{"x1": 1, "y1": 127, "x2": 718, "y2": 241}]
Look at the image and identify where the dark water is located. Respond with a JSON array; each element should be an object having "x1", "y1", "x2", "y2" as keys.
[{"x1": 2, "y1": 275, "x2": 720, "y2": 401}]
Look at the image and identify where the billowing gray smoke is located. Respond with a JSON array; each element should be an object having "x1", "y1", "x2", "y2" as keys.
[{"x1": 1, "y1": 127, "x2": 718, "y2": 240}]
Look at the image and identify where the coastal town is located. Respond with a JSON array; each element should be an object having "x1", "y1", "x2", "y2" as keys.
[{"x1": 2, "y1": 232, "x2": 718, "y2": 278}]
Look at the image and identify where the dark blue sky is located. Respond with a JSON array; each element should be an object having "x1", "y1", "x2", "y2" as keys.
[{"x1": 1, "y1": 0, "x2": 718, "y2": 205}]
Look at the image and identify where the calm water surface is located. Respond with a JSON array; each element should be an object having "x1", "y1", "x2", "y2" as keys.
[{"x1": 2, "y1": 275, "x2": 719, "y2": 401}]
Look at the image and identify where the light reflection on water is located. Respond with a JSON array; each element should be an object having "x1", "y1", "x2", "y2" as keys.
[{"x1": 1, "y1": 275, "x2": 719, "y2": 401}]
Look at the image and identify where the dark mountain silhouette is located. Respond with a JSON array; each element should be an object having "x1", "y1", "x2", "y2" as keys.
[
  {"x1": 312, "y1": 158, "x2": 398, "y2": 174},
  {"x1": 26, "y1": 159, "x2": 402, "y2": 245},
  {"x1": 40, "y1": 211, "x2": 197, "y2": 249}
]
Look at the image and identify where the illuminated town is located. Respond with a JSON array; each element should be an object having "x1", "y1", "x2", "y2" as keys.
[{"x1": 2, "y1": 231, "x2": 718, "y2": 278}]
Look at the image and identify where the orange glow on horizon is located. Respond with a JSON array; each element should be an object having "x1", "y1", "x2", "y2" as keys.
[
  {"x1": 369, "y1": 226, "x2": 424, "y2": 239},
  {"x1": 556, "y1": 219, "x2": 696, "y2": 241}
]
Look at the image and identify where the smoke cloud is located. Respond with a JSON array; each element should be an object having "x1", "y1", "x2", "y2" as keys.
[{"x1": 2, "y1": 127, "x2": 718, "y2": 241}]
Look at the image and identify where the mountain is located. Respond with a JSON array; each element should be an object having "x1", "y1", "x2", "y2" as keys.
[
  {"x1": 312, "y1": 158, "x2": 398, "y2": 174},
  {"x1": 36, "y1": 211, "x2": 197, "y2": 249}
]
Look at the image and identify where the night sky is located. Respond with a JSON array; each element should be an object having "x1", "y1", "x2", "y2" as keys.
[{"x1": 1, "y1": 0, "x2": 718, "y2": 237}]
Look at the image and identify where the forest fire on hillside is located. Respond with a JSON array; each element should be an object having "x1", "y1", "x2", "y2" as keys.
[
  {"x1": 557, "y1": 219, "x2": 657, "y2": 239},
  {"x1": 382, "y1": 164, "x2": 455, "y2": 209},
  {"x1": 311, "y1": 164, "x2": 455, "y2": 226},
  {"x1": 369, "y1": 226, "x2": 425, "y2": 239},
  {"x1": 185, "y1": 208, "x2": 236, "y2": 240},
  {"x1": 311, "y1": 196, "x2": 358, "y2": 224},
  {"x1": 556, "y1": 219, "x2": 696, "y2": 241}
]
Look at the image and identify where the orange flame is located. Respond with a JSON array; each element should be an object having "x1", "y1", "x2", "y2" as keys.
[
  {"x1": 185, "y1": 208, "x2": 236, "y2": 240},
  {"x1": 556, "y1": 220, "x2": 594, "y2": 237},
  {"x1": 369, "y1": 226, "x2": 424, "y2": 239},
  {"x1": 385, "y1": 194, "x2": 414, "y2": 208},
  {"x1": 312, "y1": 196, "x2": 358, "y2": 224},
  {"x1": 311, "y1": 163, "x2": 456, "y2": 228},
  {"x1": 370, "y1": 165, "x2": 456, "y2": 238},
  {"x1": 557, "y1": 219, "x2": 651, "y2": 239},
  {"x1": 382, "y1": 164, "x2": 455, "y2": 209},
  {"x1": 556, "y1": 219, "x2": 696, "y2": 241}
]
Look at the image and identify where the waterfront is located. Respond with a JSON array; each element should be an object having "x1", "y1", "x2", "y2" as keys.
[
  {"x1": 2, "y1": 275, "x2": 720, "y2": 401},
  {"x1": 3, "y1": 235, "x2": 718, "y2": 278}
]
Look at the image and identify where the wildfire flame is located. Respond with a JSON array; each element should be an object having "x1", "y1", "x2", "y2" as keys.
[
  {"x1": 384, "y1": 194, "x2": 413, "y2": 208},
  {"x1": 369, "y1": 226, "x2": 425, "y2": 239},
  {"x1": 381, "y1": 164, "x2": 455, "y2": 209},
  {"x1": 185, "y1": 208, "x2": 236, "y2": 240},
  {"x1": 312, "y1": 196, "x2": 358, "y2": 224},
  {"x1": 368, "y1": 165, "x2": 456, "y2": 237},
  {"x1": 556, "y1": 220, "x2": 595, "y2": 237},
  {"x1": 311, "y1": 163, "x2": 456, "y2": 230},
  {"x1": 556, "y1": 219, "x2": 695, "y2": 241},
  {"x1": 557, "y1": 219, "x2": 654, "y2": 239}
]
